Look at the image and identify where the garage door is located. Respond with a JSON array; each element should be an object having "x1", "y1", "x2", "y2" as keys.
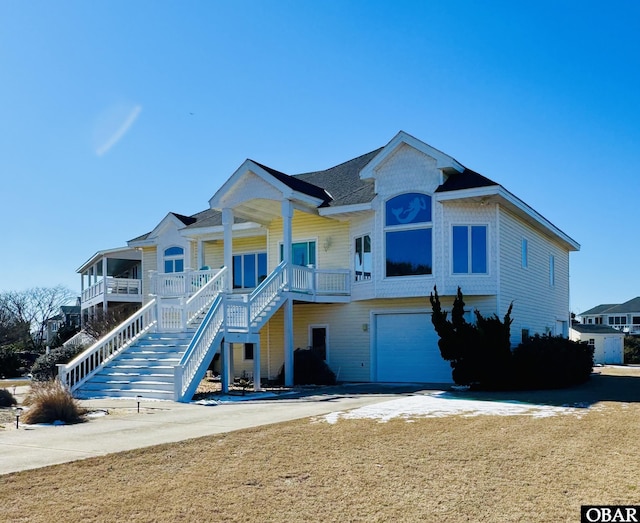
[{"x1": 374, "y1": 312, "x2": 452, "y2": 383}]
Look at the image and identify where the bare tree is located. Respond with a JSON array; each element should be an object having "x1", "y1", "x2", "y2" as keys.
[
  {"x1": 83, "y1": 304, "x2": 138, "y2": 340},
  {"x1": 0, "y1": 286, "x2": 76, "y2": 351}
]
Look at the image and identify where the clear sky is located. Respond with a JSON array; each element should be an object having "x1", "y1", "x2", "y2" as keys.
[{"x1": 1, "y1": 1, "x2": 638, "y2": 315}]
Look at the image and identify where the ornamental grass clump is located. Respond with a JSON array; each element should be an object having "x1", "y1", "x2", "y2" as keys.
[{"x1": 22, "y1": 380, "x2": 86, "y2": 425}]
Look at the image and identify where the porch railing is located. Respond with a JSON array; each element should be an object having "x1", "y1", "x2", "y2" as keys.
[
  {"x1": 155, "y1": 268, "x2": 227, "y2": 332},
  {"x1": 62, "y1": 330, "x2": 96, "y2": 350},
  {"x1": 184, "y1": 268, "x2": 227, "y2": 326},
  {"x1": 81, "y1": 277, "x2": 142, "y2": 302},
  {"x1": 57, "y1": 300, "x2": 157, "y2": 392},
  {"x1": 174, "y1": 295, "x2": 225, "y2": 401},
  {"x1": 226, "y1": 262, "x2": 287, "y2": 331},
  {"x1": 150, "y1": 269, "x2": 217, "y2": 297},
  {"x1": 290, "y1": 265, "x2": 350, "y2": 296}
]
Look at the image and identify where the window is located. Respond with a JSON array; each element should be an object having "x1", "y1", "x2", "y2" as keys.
[
  {"x1": 588, "y1": 339, "x2": 595, "y2": 346},
  {"x1": 633, "y1": 316, "x2": 640, "y2": 325},
  {"x1": 521, "y1": 328, "x2": 530, "y2": 343},
  {"x1": 244, "y1": 343, "x2": 254, "y2": 360},
  {"x1": 522, "y1": 238, "x2": 528, "y2": 268},
  {"x1": 452, "y1": 225, "x2": 487, "y2": 274},
  {"x1": 608, "y1": 316, "x2": 627, "y2": 326},
  {"x1": 354, "y1": 234, "x2": 371, "y2": 281},
  {"x1": 233, "y1": 253, "x2": 267, "y2": 289},
  {"x1": 280, "y1": 241, "x2": 316, "y2": 267},
  {"x1": 549, "y1": 255, "x2": 555, "y2": 286},
  {"x1": 164, "y1": 246, "x2": 184, "y2": 273},
  {"x1": 385, "y1": 193, "x2": 432, "y2": 277}
]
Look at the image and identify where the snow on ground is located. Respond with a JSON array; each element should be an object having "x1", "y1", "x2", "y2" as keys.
[{"x1": 321, "y1": 391, "x2": 591, "y2": 424}]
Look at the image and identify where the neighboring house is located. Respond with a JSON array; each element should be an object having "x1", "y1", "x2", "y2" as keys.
[
  {"x1": 44, "y1": 299, "x2": 81, "y2": 347},
  {"x1": 77, "y1": 246, "x2": 143, "y2": 325},
  {"x1": 62, "y1": 131, "x2": 580, "y2": 401},
  {"x1": 580, "y1": 297, "x2": 640, "y2": 335},
  {"x1": 570, "y1": 324, "x2": 624, "y2": 365}
]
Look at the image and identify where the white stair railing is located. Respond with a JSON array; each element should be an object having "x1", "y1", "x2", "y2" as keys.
[
  {"x1": 57, "y1": 300, "x2": 157, "y2": 392},
  {"x1": 226, "y1": 262, "x2": 288, "y2": 331},
  {"x1": 174, "y1": 295, "x2": 225, "y2": 401},
  {"x1": 184, "y1": 268, "x2": 227, "y2": 326}
]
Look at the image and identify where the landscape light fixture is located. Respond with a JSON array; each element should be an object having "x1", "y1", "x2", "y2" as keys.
[
  {"x1": 14, "y1": 406, "x2": 23, "y2": 429},
  {"x1": 137, "y1": 395, "x2": 142, "y2": 414}
]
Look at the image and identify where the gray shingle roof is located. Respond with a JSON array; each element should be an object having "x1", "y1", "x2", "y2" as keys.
[
  {"x1": 580, "y1": 304, "x2": 618, "y2": 316},
  {"x1": 128, "y1": 141, "x2": 509, "y2": 240},
  {"x1": 604, "y1": 297, "x2": 640, "y2": 314},
  {"x1": 572, "y1": 324, "x2": 623, "y2": 335},
  {"x1": 581, "y1": 298, "x2": 640, "y2": 316},
  {"x1": 293, "y1": 148, "x2": 382, "y2": 207}
]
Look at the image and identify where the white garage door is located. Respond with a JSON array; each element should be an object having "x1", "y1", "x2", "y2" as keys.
[{"x1": 375, "y1": 312, "x2": 452, "y2": 383}]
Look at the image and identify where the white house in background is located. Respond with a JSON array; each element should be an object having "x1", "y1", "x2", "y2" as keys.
[
  {"x1": 77, "y1": 246, "x2": 143, "y2": 325},
  {"x1": 580, "y1": 297, "x2": 640, "y2": 335},
  {"x1": 570, "y1": 324, "x2": 624, "y2": 364},
  {"x1": 61, "y1": 131, "x2": 580, "y2": 402}
]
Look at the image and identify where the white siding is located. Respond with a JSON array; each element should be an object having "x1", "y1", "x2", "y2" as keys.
[
  {"x1": 499, "y1": 207, "x2": 571, "y2": 346},
  {"x1": 141, "y1": 247, "x2": 157, "y2": 304},
  {"x1": 372, "y1": 144, "x2": 442, "y2": 299},
  {"x1": 438, "y1": 201, "x2": 498, "y2": 297}
]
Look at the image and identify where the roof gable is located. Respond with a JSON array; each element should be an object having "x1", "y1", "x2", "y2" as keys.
[{"x1": 360, "y1": 131, "x2": 464, "y2": 179}]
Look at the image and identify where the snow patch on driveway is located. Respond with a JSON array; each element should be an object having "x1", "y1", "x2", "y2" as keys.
[{"x1": 320, "y1": 391, "x2": 590, "y2": 423}]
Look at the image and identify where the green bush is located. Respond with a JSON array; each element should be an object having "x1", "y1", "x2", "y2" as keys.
[
  {"x1": 624, "y1": 336, "x2": 640, "y2": 364},
  {"x1": 22, "y1": 380, "x2": 85, "y2": 424},
  {"x1": 430, "y1": 286, "x2": 592, "y2": 390},
  {"x1": 276, "y1": 348, "x2": 337, "y2": 386},
  {"x1": 430, "y1": 286, "x2": 513, "y2": 388},
  {"x1": 512, "y1": 335, "x2": 594, "y2": 389},
  {"x1": 0, "y1": 388, "x2": 17, "y2": 407},
  {"x1": 30, "y1": 344, "x2": 85, "y2": 382}
]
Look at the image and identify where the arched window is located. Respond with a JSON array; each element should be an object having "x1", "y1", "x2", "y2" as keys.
[
  {"x1": 384, "y1": 193, "x2": 432, "y2": 277},
  {"x1": 164, "y1": 246, "x2": 184, "y2": 273}
]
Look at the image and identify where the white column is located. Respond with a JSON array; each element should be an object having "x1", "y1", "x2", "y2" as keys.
[
  {"x1": 197, "y1": 239, "x2": 204, "y2": 269},
  {"x1": 281, "y1": 199, "x2": 294, "y2": 387},
  {"x1": 102, "y1": 257, "x2": 108, "y2": 312},
  {"x1": 221, "y1": 341, "x2": 231, "y2": 393},
  {"x1": 281, "y1": 199, "x2": 293, "y2": 267},
  {"x1": 253, "y1": 340, "x2": 261, "y2": 392},
  {"x1": 222, "y1": 208, "x2": 234, "y2": 293},
  {"x1": 284, "y1": 298, "x2": 294, "y2": 387}
]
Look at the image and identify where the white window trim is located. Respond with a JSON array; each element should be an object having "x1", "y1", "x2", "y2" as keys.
[
  {"x1": 278, "y1": 238, "x2": 318, "y2": 267},
  {"x1": 383, "y1": 193, "x2": 434, "y2": 280},
  {"x1": 353, "y1": 233, "x2": 372, "y2": 283},
  {"x1": 521, "y1": 238, "x2": 528, "y2": 269},
  {"x1": 450, "y1": 224, "x2": 489, "y2": 276},
  {"x1": 549, "y1": 254, "x2": 555, "y2": 286},
  {"x1": 232, "y1": 251, "x2": 267, "y2": 290}
]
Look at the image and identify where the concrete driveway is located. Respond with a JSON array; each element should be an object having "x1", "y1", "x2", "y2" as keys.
[{"x1": 0, "y1": 384, "x2": 430, "y2": 475}]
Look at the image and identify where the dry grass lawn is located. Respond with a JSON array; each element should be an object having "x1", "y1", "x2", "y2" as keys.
[{"x1": 2, "y1": 369, "x2": 640, "y2": 522}]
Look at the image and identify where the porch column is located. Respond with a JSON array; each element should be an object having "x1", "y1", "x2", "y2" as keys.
[
  {"x1": 221, "y1": 341, "x2": 232, "y2": 393},
  {"x1": 222, "y1": 208, "x2": 234, "y2": 293},
  {"x1": 281, "y1": 199, "x2": 294, "y2": 387},
  {"x1": 284, "y1": 298, "x2": 294, "y2": 387},
  {"x1": 253, "y1": 339, "x2": 261, "y2": 391},
  {"x1": 197, "y1": 239, "x2": 204, "y2": 269},
  {"x1": 102, "y1": 257, "x2": 108, "y2": 312}
]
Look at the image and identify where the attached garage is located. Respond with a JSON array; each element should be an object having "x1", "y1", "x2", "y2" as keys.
[{"x1": 373, "y1": 312, "x2": 453, "y2": 383}]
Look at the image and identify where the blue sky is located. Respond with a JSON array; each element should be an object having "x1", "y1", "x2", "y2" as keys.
[{"x1": 0, "y1": 1, "x2": 638, "y2": 315}]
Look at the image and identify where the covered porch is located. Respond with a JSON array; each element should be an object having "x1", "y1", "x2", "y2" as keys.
[{"x1": 77, "y1": 247, "x2": 143, "y2": 321}]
